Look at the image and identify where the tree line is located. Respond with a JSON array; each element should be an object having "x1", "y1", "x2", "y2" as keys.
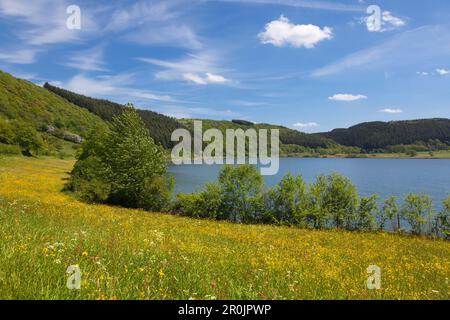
[{"x1": 319, "y1": 119, "x2": 450, "y2": 151}]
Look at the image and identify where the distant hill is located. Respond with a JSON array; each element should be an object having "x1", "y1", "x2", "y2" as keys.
[
  {"x1": 179, "y1": 119, "x2": 334, "y2": 149},
  {"x1": 319, "y1": 119, "x2": 450, "y2": 150},
  {"x1": 0, "y1": 71, "x2": 107, "y2": 155},
  {"x1": 44, "y1": 83, "x2": 186, "y2": 149}
]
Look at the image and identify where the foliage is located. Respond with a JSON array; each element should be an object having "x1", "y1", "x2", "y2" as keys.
[
  {"x1": 218, "y1": 165, "x2": 265, "y2": 223},
  {"x1": 266, "y1": 174, "x2": 308, "y2": 226},
  {"x1": 68, "y1": 106, "x2": 171, "y2": 211},
  {"x1": 401, "y1": 194, "x2": 433, "y2": 235},
  {"x1": 378, "y1": 196, "x2": 400, "y2": 231},
  {"x1": 0, "y1": 71, "x2": 106, "y2": 154},
  {"x1": 321, "y1": 119, "x2": 450, "y2": 151},
  {"x1": 355, "y1": 195, "x2": 378, "y2": 231}
]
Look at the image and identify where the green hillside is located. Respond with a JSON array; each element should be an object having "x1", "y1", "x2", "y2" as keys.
[
  {"x1": 0, "y1": 71, "x2": 107, "y2": 156},
  {"x1": 44, "y1": 83, "x2": 187, "y2": 149},
  {"x1": 180, "y1": 118, "x2": 333, "y2": 147},
  {"x1": 320, "y1": 119, "x2": 450, "y2": 151}
]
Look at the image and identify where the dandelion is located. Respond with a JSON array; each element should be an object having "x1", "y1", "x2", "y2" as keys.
[{"x1": 82, "y1": 251, "x2": 88, "y2": 257}]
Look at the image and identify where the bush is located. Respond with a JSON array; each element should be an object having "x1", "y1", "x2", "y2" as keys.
[
  {"x1": 318, "y1": 173, "x2": 359, "y2": 229},
  {"x1": 266, "y1": 174, "x2": 308, "y2": 226},
  {"x1": 433, "y1": 196, "x2": 450, "y2": 239},
  {"x1": 355, "y1": 195, "x2": 378, "y2": 231},
  {"x1": 378, "y1": 196, "x2": 400, "y2": 231},
  {"x1": 218, "y1": 165, "x2": 265, "y2": 223},
  {"x1": 401, "y1": 194, "x2": 433, "y2": 235},
  {"x1": 175, "y1": 183, "x2": 222, "y2": 219}
]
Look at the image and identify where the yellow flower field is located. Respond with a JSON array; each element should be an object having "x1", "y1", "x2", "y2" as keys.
[{"x1": 0, "y1": 157, "x2": 449, "y2": 300}]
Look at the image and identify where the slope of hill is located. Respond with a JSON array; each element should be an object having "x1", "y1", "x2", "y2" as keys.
[
  {"x1": 319, "y1": 119, "x2": 450, "y2": 150},
  {"x1": 0, "y1": 71, "x2": 107, "y2": 155},
  {"x1": 44, "y1": 83, "x2": 186, "y2": 149}
]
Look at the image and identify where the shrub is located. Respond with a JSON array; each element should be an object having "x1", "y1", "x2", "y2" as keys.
[
  {"x1": 218, "y1": 165, "x2": 265, "y2": 223},
  {"x1": 355, "y1": 195, "x2": 378, "y2": 231},
  {"x1": 175, "y1": 183, "x2": 222, "y2": 219},
  {"x1": 433, "y1": 196, "x2": 450, "y2": 239},
  {"x1": 401, "y1": 194, "x2": 433, "y2": 235},
  {"x1": 266, "y1": 174, "x2": 308, "y2": 226},
  {"x1": 318, "y1": 173, "x2": 359, "y2": 229},
  {"x1": 378, "y1": 196, "x2": 400, "y2": 231}
]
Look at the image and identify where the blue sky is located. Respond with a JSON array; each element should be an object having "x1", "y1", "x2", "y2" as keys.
[{"x1": 1, "y1": 0, "x2": 450, "y2": 132}]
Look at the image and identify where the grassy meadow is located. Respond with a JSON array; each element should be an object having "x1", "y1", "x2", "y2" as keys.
[{"x1": 0, "y1": 157, "x2": 449, "y2": 300}]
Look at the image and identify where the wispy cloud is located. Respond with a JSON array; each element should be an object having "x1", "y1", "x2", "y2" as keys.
[
  {"x1": 211, "y1": 0, "x2": 364, "y2": 12},
  {"x1": 328, "y1": 94, "x2": 367, "y2": 102},
  {"x1": 380, "y1": 108, "x2": 403, "y2": 114},
  {"x1": 65, "y1": 46, "x2": 108, "y2": 72},
  {"x1": 293, "y1": 122, "x2": 319, "y2": 128},
  {"x1": 138, "y1": 52, "x2": 231, "y2": 85},
  {"x1": 258, "y1": 15, "x2": 333, "y2": 48},
  {"x1": 152, "y1": 105, "x2": 240, "y2": 119},
  {"x1": 0, "y1": 49, "x2": 38, "y2": 64},
  {"x1": 105, "y1": 0, "x2": 201, "y2": 49},
  {"x1": 57, "y1": 73, "x2": 173, "y2": 103},
  {"x1": 312, "y1": 26, "x2": 450, "y2": 77}
]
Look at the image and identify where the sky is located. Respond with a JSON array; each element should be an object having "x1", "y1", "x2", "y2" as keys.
[{"x1": 0, "y1": 0, "x2": 450, "y2": 132}]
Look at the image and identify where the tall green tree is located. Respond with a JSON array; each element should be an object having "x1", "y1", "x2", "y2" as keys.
[{"x1": 68, "y1": 105, "x2": 172, "y2": 211}]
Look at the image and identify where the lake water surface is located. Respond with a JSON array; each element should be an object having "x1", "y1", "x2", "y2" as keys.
[{"x1": 169, "y1": 158, "x2": 450, "y2": 207}]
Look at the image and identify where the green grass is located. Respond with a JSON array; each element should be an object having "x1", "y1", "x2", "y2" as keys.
[{"x1": 0, "y1": 157, "x2": 449, "y2": 300}]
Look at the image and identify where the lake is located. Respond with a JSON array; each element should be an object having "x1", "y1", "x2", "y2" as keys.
[{"x1": 169, "y1": 158, "x2": 450, "y2": 207}]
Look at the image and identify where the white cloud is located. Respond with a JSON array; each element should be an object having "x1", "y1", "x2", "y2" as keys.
[
  {"x1": 436, "y1": 68, "x2": 450, "y2": 75},
  {"x1": 417, "y1": 71, "x2": 429, "y2": 76},
  {"x1": 138, "y1": 52, "x2": 231, "y2": 85},
  {"x1": 183, "y1": 73, "x2": 208, "y2": 85},
  {"x1": 65, "y1": 46, "x2": 107, "y2": 72},
  {"x1": 153, "y1": 106, "x2": 239, "y2": 119},
  {"x1": 0, "y1": 49, "x2": 37, "y2": 64},
  {"x1": 364, "y1": 10, "x2": 406, "y2": 33},
  {"x1": 293, "y1": 122, "x2": 319, "y2": 128},
  {"x1": 380, "y1": 108, "x2": 403, "y2": 114},
  {"x1": 328, "y1": 94, "x2": 367, "y2": 102},
  {"x1": 182, "y1": 72, "x2": 229, "y2": 85},
  {"x1": 258, "y1": 15, "x2": 333, "y2": 48}
]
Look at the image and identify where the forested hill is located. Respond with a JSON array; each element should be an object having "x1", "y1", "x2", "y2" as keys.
[
  {"x1": 44, "y1": 83, "x2": 186, "y2": 148},
  {"x1": 179, "y1": 119, "x2": 334, "y2": 148},
  {"x1": 0, "y1": 70, "x2": 107, "y2": 155},
  {"x1": 319, "y1": 119, "x2": 450, "y2": 150}
]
